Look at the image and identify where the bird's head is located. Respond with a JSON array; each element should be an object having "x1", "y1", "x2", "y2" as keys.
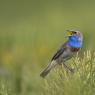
[
  {"x1": 67, "y1": 29, "x2": 83, "y2": 42},
  {"x1": 66, "y1": 29, "x2": 83, "y2": 48}
]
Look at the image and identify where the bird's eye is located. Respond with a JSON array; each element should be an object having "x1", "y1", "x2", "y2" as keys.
[{"x1": 73, "y1": 32, "x2": 77, "y2": 34}]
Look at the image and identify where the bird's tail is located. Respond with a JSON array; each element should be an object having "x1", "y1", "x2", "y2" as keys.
[{"x1": 40, "y1": 60, "x2": 57, "y2": 78}]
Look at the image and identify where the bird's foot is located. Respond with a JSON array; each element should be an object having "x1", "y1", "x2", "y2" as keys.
[{"x1": 62, "y1": 63, "x2": 74, "y2": 73}]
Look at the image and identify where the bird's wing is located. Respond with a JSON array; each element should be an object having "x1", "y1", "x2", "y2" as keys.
[{"x1": 51, "y1": 42, "x2": 67, "y2": 61}]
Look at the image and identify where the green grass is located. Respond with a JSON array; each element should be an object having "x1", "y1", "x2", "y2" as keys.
[
  {"x1": 42, "y1": 51, "x2": 95, "y2": 95},
  {"x1": 0, "y1": 51, "x2": 95, "y2": 95}
]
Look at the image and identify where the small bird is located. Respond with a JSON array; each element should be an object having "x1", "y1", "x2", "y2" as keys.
[{"x1": 40, "y1": 29, "x2": 83, "y2": 78}]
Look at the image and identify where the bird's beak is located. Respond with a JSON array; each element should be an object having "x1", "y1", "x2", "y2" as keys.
[{"x1": 66, "y1": 30, "x2": 73, "y2": 37}]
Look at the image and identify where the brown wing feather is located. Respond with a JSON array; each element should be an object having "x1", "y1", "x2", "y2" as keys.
[{"x1": 51, "y1": 42, "x2": 67, "y2": 61}]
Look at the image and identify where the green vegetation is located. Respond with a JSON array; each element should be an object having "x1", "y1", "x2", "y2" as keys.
[
  {"x1": 42, "y1": 51, "x2": 95, "y2": 95},
  {"x1": 0, "y1": 0, "x2": 95, "y2": 95}
]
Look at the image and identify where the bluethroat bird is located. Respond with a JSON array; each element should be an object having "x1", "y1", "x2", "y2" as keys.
[{"x1": 40, "y1": 29, "x2": 83, "y2": 78}]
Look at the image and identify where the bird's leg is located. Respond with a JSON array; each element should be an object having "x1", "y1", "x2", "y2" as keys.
[
  {"x1": 61, "y1": 59, "x2": 74, "y2": 73},
  {"x1": 72, "y1": 58, "x2": 79, "y2": 71},
  {"x1": 63, "y1": 63, "x2": 74, "y2": 73}
]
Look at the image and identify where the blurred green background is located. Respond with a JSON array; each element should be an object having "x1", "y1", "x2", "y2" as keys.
[{"x1": 0, "y1": 0, "x2": 95, "y2": 95}]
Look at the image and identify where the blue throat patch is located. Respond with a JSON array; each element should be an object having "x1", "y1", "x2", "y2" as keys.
[{"x1": 68, "y1": 36, "x2": 82, "y2": 48}]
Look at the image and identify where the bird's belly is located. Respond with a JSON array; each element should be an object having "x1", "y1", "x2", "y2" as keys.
[
  {"x1": 57, "y1": 50, "x2": 71, "y2": 64},
  {"x1": 57, "y1": 48, "x2": 78, "y2": 64}
]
